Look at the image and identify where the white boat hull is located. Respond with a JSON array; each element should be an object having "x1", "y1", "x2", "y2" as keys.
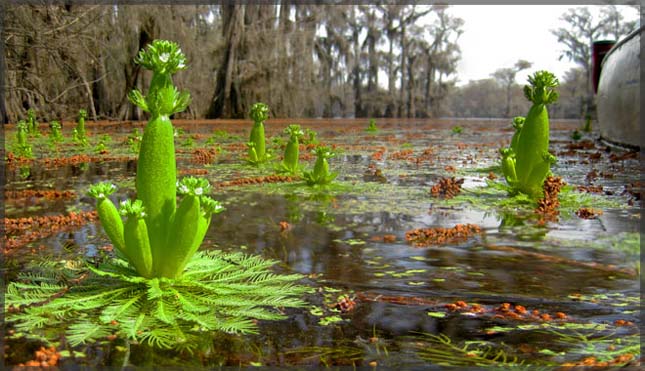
[{"x1": 596, "y1": 26, "x2": 642, "y2": 148}]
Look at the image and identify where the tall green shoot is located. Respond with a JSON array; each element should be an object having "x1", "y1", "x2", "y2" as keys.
[
  {"x1": 247, "y1": 102, "x2": 270, "y2": 165},
  {"x1": 303, "y1": 146, "x2": 338, "y2": 185},
  {"x1": 277, "y1": 124, "x2": 304, "y2": 175},
  {"x1": 500, "y1": 71, "x2": 559, "y2": 199},
  {"x1": 73, "y1": 109, "x2": 88, "y2": 146},
  {"x1": 27, "y1": 108, "x2": 40, "y2": 137},
  {"x1": 14, "y1": 120, "x2": 33, "y2": 158},
  {"x1": 89, "y1": 40, "x2": 222, "y2": 279}
]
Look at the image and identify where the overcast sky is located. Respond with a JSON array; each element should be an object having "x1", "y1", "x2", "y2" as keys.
[{"x1": 447, "y1": 5, "x2": 640, "y2": 86}]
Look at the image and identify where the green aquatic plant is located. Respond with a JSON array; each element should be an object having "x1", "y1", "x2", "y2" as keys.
[
  {"x1": 127, "y1": 128, "x2": 142, "y2": 154},
  {"x1": 6, "y1": 253, "x2": 307, "y2": 350},
  {"x1": 500, "y1": 71, "x2": 559, "y2": 199},
  {"x1": 247, "y1": 102, "x2": 270, "y2": 165},
  {"x1": 410, "y1": 333, "x2": 532, "y2": 368},
  {"x1": 366, "y1": 118, "x2": 379, "y2": 133},
  {"x1": 91, "y1": 39, "x2": 218, "y2": 279},
  {"x1": 303, "y1": 146, "x2": 338, "y2": 185},
  {"x1": 6, "y1": 39, "x2": 308, "y2": 351},
  {"x1": 181, "y1": 135, "x2": 195, "y2": 148},
  {"x1": 583, "y1": 113, "x2": 592, "y2": 132},
  {"x1": 48, "y1": 120, "x2": 64, "y2": 145},
  {"x1": 27, "y1": 108, "x2": 40, "y2": 137},
  {"x1": 277, "y1": 124, "x2": 304, "y2": 174},
  {"x1": 19, "y1": 165, "x2": 31, "y2": 179},
  {"x1": 73, "y1": 109, "x2": 89, "y2": 146},
  {"x1": 94, "y1": 134, "x2": 112, "y2": 154},
  {"x1": 13, "y1": 120, "x2": 33, "y2": 158},
  {"x1": 302, "y1": 128, "x2": 319, "y2": 145},
  {"x1": 451, "y1": 125, "x2": 463, "y2": 134}
]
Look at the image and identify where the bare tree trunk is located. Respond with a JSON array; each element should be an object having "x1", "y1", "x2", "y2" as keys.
[
  {"x1": 206, "y1": 5, "x2": 244, "y2": 118},
  {"x1": 406, "y1": 54, "x2": 416, "y2": 118},
  {"x1": 78, "y1": 69, "x2": 97, "y2": 121},
  {"x1": 0, "y1": 0, "x2": 8, "y2": 123},
  {"x1": 117, "y1": 17, "x2": 156, "y2": 120},
  {"x1": 397, "y1": 24, "x2": 407, "y2": 118},
  {"x1": 364, "y1": 8, "x2": 378, "y2": 117}
]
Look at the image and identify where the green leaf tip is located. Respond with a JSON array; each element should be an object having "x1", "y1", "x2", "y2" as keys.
[
  {"x1": 523, "y1": 70, "x2": 559, "y2": 105},
  {"x1": 499, "y1": 147, "x2": 515, "y2": 158},
  {"x1": 177, "y1": 177, "x2": 211, "y2": 197},
  {"x1": 512, "y1": 116, "x2": 525, "y2": 131},
  {"x1": 119, "y1": 199, "x2": 146, "y2": 218},
  {"x1": 543, "y1": 152, "x2": 557, "y2": 164},
  {"x1": 284, "y1": 124, "x2": 304, "y2": 138},
  {"x1": 148, "y1": 86, "x2": 191, "y2": 116},
  {"x1": 134, "y1": 40, "x2": 187, "y2": 74},
  {"x1": 128, "y1": 90, "x2": 149, "y2": 112},
  {"x1": 313, "y1": 146, "x2": 335, "y2": 158},
  {"x1": 88, "y1": 182, "x2": 117, "y2": 200},
  {"x1": 250, "y1": 103, "x2": 269, "y2": 123},
  {"x1": 200, "y1": 196, "x2": 225, "y2": 216},
  {"x1": 17, "y1": 120, "x2": 28, "y2": 131}
]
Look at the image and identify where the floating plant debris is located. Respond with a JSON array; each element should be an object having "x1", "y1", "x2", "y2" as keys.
[
  {"x1": 331, "y1": 295, "x2": 357, "y2": 313},
  {"x1": 405, "y1": 224, "x2": 482, "y2": 247},
  {"x1": 429, "y1": 177, "x2": 464, "y2": 199},
  {"x1": 535, "y1": 176, "x2": 565, "y2": 221},
  {"x1": 191, "y1": 147, "x2": 219, "y2": 164},
  {"x1": 216, "y1": 174, "x2": 299, "y2": 188},
  {"x1": 13, "y1": 346, "x2": 61, "y2": 368},
  {"x1": 3, "y1": 211, "x2": 97, "y2": 252},
  {"x1": 4, "y1": 189, "x2": 76, "y2": 201},
  {"x1": 576, "y1": 185, "x2": 604, "y2": 194},
  {"x1": 575, "y1": 207, "x2": 603, "y2": 219},
  {"x1": 388, "y1": 149, "x2": 414, "y2": 160}
]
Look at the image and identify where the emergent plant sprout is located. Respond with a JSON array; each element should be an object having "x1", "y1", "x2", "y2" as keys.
[
  {"x1": 27, "y1": 108, "x2": 40, "y2": 137},
  {"x1": 247, "y1": 102, "x2": 270, "y2": 165},
  {"x1": 89, "y1": 40, "x2": 220, "y2": 279},
  {"x1": 73, "y1": 109, "x2": 89, "y2": 146},
  {"x1": 14, "y1": 120, "x2": 33, "y2": 158},
  {"x1": 6, "y1": 40, "x2": 309, "y2": 351},
  {"x1": 500, "y1": 70, "x2": 559, "y2": 199},
  {"x1": 277, "y1": 124, "x2": 304, "y2": 175},
  {"x1": 303, "y1": 146, "x2": 338, "y2": 185},
  {"x1": 49, "y1": 120, "x2": 64, "y2": 144}
]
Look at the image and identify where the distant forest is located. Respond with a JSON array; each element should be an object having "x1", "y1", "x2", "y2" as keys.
[{"x1": 2, "y1": 4, "x2": 638, "y2": 123}]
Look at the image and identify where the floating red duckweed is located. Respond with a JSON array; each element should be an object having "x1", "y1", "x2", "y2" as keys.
[
  {"x1": 216, "y1": 175, "x2": 299, "y2": 188},
  {"x1": 575, "y1": 207, "x2": 603, "y2": 219},
  {"x1": 429, "y1": 177, "x2": 464, "y2": 199},
  {"x1": 4, "y1": 189, "x2": 76, "y2": 201},
  {"x1": 405, "y1": 224, "x2": 482, "y2": 247},
  {"x1": 15, "y1": 346, "x2": 60, "y2": 368},
  {"x1": 4, "y1": 211, "x2": 97, "y2": 252}
]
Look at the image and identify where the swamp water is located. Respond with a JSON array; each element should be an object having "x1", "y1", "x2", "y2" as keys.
[{"x1": 3, "y1": 118, "x2": 641, "y2": 368}]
